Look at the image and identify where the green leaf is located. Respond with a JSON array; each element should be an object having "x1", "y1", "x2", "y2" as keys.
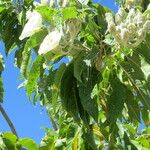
[
  {"x1": 137, "y1": 43, "x2": 150, "y2": 65},
  {"x1": 52, "y1": 63, "x2": 66, "y2": 113},
  {"x1": 123, "y1": 124, "x2": 137, "y2": 136},
  {"x1": 62, "y1": 7, "x2": 78, "y2": 21},
  {"x1": 0, "y1": 9, "x2": 19, "y2": 55},
  {"x1": 72, "y1": 130, "x2": 80, "y2": 150},
  {"x1": 60, "y1": 63, "x2": 80, "y2": 122},
  {"x1": 19, "y1": 138, "x2": 38, "y2": 150},
  {"x1": 20, "y1": 49, "x2": 31, "y2": 78},
  {"x1": 0, "y1": 54, "x2": 4, "y2": 72},
  {"x1": 20, "y1": 29, "x2": 48, "y2": 77},
  {"x1": 24, "y1": 29, "x2": 48, "y2": 52},
  {"x1": 0, "y1": 77, "x2": 4, "y2": 103},
  {"x1": 24, "y1": 0, "x2": 34, "y2": 6},
  {"x1": 125, "y1": 90, "x2": 140, "y2": 123},
  {"x1": 2, "y1": 132, "x2": 17, "y2": 150},
  {"x1": 0, "y1": 4, "x2": 5, "y2": 13},
  {"x1": 121, "y1": 53, "x2": 145, "y2": 81},
  {"x1": 138, "y1": 90, "x2": 150, "y2": 110},
  {"x1": 39, "y1": 136, "x2": 55, "y2": 150},
  {"x1": 107, "y1": 76, "x2": 127, "y2": 122},
  {"x1": 27, "y1": 55, "x2": 44, "y2": 99},
  {"x1": 78, "y1": 67, "x2": 100, "y2": 122},
  {"x1": 36, "y1": 6, "x2": 54, "y2": 23},
  {"x1": 95, "y1": 4, "x2": 110, "y2": 33},
  {"x1": 83, "y1": 130, "x2": 97, "y2": 150},
  {"x1": 74, "y1": 52, "x2": 86, "y2": 82},
  {"x1": 130, "y1": 140, "x2": 143, "y2": 150},
  {"x1": 14, "y1": 47, "x2": 23, "y2": 68},
  {"x1": 142, "y1": 108, "x2": 150, "y2": 126},
  {"x1": 124, "y1": 132, "x2": 138, "y2": 150}
]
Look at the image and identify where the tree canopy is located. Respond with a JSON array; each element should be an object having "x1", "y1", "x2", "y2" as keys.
[{"x1": 0, "y1": 0, "x2": 150, "y2": 149}]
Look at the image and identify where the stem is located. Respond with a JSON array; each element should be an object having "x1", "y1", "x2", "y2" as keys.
[
  {"x1": 49, "y1": 115, "x2": 58, "y2": 131},
  {"x1": 0, "y1": 104, "x2": 18, "y2": 138}
]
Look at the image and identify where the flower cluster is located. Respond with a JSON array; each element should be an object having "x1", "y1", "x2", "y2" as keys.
[
  {"x1": 125, "y1": 0, "x2": 142, "y2": 9},
  {"x1": 33, "y1": 0, "x2": 69, "y2": 8},
  {"x1": 105, "y1": 6, "x2": 150, "y2": 48},
  {"x1": 19, "y1": 1, "x2": 82, "y2": 55},
  {"x1": 39, "y1": 19, "x2": 81, "y2": 55}
]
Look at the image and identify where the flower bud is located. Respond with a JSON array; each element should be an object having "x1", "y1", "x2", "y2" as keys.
[
  {"x1": 19, "y1": 10, "x2": 42, "y2": 40},
  {"x1": 115, "y1": 7, "x2": 126, "y2": 24},
  {"x1": 38, "y1": 30, "x2": 62, "y2": 55}
]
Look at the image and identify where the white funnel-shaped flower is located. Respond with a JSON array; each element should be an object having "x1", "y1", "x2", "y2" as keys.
[
  {"x1": 38, "y1": 30, "x2": 62, "y2": 55},
  {"x1": 19, "y1": 10, "x2": 42, "y2": 40}
]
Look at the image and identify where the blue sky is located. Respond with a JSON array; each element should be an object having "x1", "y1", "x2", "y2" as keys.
[{"x1": 0, "y1": 0, "x2": 118, "y2": 143}]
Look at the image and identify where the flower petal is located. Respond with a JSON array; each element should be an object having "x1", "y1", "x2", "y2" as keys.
[
  {"x1": 19, "y1": 10, "x2": 42, "y2": 40},
  {"x1": 38, "y1": 30, "x2": 62, "y2": 55}
]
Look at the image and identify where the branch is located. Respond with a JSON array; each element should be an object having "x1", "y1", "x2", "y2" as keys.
[{"x1": 0, "y1": 104, "x2": 18, "y2": 138}]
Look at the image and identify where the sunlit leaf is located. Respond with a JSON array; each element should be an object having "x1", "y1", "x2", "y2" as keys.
[
  {"x1": 27, "y1": 55, "x2": 44, "y2": 99},
  {"x1": 19, "y1": 138, "x2": 38, "y2": 150}
]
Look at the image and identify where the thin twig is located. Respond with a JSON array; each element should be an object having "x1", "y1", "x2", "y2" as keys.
[{"x1": 0, "y1": 104, "x2": 18, "y2": 138}]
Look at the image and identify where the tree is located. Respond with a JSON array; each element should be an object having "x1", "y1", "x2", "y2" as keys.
[{"x1": 0, "y1": 0, "x2": 150, "y2": 149}]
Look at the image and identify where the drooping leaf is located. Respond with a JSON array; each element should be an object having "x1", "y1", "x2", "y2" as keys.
[
  {"x1": 14, "y1": 46, "x2": 24, "y2": 68},
  {"x1": 26, "y1": 55, "x2": 44, "y2": 99},
  {"x1": 0, "y1": 8, "x2": 19, "y2": 55},
  {"x1": 83, "y1": 130, "x2": 97, "y2": 150},
  {"x1": 78, "y1": 67, "x2": 100, "y2": 122},
  {"x1": 125, "y1": 90, "x2": 140, "y2": 123},
  {"x1": 137, "y1": 43, "x2": 150, "y2": 65},
  {"x1": 107, "y1": 76, "x2": 127, "y2": 123},
  {"x1": 121, "y1": 53, "x2": 145, "y2": 81},
  {"x1": 74, "y1": 52, "x2": 86, "y2": 82},
  {"x1": 52, "y1": 63, "x2": 66, "y2": 113},
  {"x1": 20, "y1": 49, "x2": 31, "y2": 78},
  {"x1": 60, "y1": 63, "x2": 80, "y2": 122}
]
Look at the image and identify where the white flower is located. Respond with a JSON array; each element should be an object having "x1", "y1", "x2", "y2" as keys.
[
  {"x1": 105, "y1": 6, "x2": 150, "y2": 48},
  {"x1": 115, "y1": 7, "x2": 126, "y2": 24},
  {"x1": 134, "y1": 11, "x2": 144, "y2": 27},
  {"x1": 62, "y1": 0, "x2": 69, "y2": 7},
  {"x1": 126, "y1": 0, "x2": 142, "y2": 8},
  {"x1": 19, "y1": 10, "x2": 42, "y2": 40},
  {"x1": 105, "y1": 13, "x2": 116, "y2": 33},
  {"x1": 41, "y1": 0, "x2": 50, "y2": 6},
  {"x1": 65, "y1": 19, "x2": 81, "y2": 42},
  {"x1": 126, "y1": 8, "x2": 136, "y2": 23},
  {"x1": 38, "y1": 30, "x2": 62, "y2": 55},
  {"x1": 78, "y1": 0, "x2": 89, "y2": 5}
]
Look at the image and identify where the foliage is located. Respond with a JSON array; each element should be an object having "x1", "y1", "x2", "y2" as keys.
[{"x1": 0, "y1": 0, "x2": 150, "y2": 149}]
